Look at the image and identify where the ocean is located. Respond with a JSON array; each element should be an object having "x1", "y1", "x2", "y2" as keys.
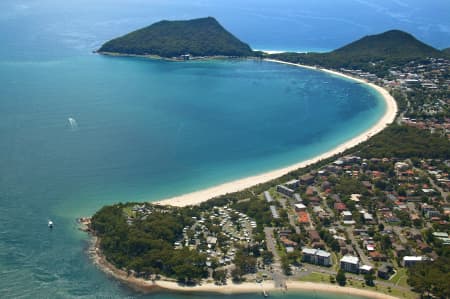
[{"x1": 0, "y1": 1, "x2": 447, "y2": 298}]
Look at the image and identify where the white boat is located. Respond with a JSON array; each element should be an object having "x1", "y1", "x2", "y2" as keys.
[{"x1": 48, "y1": 220, "x2": 54, "y2": 228}]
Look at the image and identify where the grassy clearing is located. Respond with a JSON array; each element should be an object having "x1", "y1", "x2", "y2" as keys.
[
  {"x1": 298, "y1": 272, "x2": 332, "y2": 283},
  {"x1": 390, "y1": 268, "x2": 409, "y2": 288},
  {"x1": 298, "y1": 272, "x2": 418, "y2": 299}
]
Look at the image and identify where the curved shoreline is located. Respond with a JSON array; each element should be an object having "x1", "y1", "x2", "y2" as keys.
[
  {"x1": 89, "y1": 236, "x2": 400, "y2": 299},
  {"x1": 156, "y1": 59, "x2": 398, "y2": 207},
  {"x1": 91, "y1": 60, "x2": 401, "y2": 298}
]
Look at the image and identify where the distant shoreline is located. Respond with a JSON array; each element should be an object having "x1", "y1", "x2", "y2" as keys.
[
  {"x1": 96, "y1": 51, "x2": 256, "y2": 61},
  {"x1": 155, "y1": 58, "x2": 398, "y2": 207},
  {"x1": 89, "y1": 236, "x2": 400, "y2": 299}
]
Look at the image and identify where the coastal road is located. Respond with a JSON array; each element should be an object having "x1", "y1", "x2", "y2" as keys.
[
  {"x1": 264, "y1": 227, "x2": 286, "y2": 288},
  {"x1": 264, "y1": 227, "x2": 279, "y2": 261},
  {"x1": 428, "y1": 177, "x2": 449, "y2": 200}
]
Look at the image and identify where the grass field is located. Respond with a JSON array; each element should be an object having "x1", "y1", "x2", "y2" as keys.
[{"x1": 298, "y1": 272, "x2": 418, "y2": 299}]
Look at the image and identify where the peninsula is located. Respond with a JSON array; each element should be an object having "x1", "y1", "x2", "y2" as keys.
[
  {"x1": 88, "y1": 24, "x2": 450, "y2": 299},
  {"x1": 97, "y1": 17, "x2": 254, "y2": 59}
]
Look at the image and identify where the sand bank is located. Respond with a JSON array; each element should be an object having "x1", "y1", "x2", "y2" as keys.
[{"x1": 155, "y1": 59, "x2": 398, "y2": 207}]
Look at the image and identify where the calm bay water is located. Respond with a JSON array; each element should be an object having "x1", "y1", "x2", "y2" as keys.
[
  {"x1": 0, "y1": 48, "x2": 381, "y2": 299},
  {"x1": 1, "y1": 0, "x2": 447, "y2": 298}
]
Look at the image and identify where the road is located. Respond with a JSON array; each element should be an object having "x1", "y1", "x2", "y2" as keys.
[
  {"x1": 345, "y1": 227, "x2": 372, "y2": 266},
  {"x1": 264, "y1": 227, "x2": 286, "y2": 288},
  {"x1": 428, "y1": 177, "x2": 449, "y2": 200}
]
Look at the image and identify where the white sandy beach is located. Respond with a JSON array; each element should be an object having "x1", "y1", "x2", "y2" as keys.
[
  {"x1": 156, "y1": 59, "x2": 398, "y2": 207},
  {"x1": 156, "y1": 280, "x2": 401, "y2": 299}
]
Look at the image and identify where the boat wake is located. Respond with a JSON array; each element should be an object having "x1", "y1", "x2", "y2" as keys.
[{"x1": 68, "y1": 117, "x2": 78, "y2": 131}]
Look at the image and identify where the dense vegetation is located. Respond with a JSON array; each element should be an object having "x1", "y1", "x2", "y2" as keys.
[
  {"x1": 91, "y1": 204, "x2": 208, "y2": 283},
  {"x1": 408, "y1": 254, "x2": 450, "y2": 298},
  {"x1": 353, "y1": 124, "x2": 450, "y2": 159},
  {"x1": 98, "y1": 17, "x2": 254, "y2": 58},
  {"x1": 269, "y1": 30, "x2": 444, "y2": 76},
  {"x1": 443, "y1": 47, "x2": 450, "y2": 57}
]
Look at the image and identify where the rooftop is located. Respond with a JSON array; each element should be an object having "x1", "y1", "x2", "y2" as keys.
[{"x1": 341, "y1": 255, "x2": 359, "y2": 264}]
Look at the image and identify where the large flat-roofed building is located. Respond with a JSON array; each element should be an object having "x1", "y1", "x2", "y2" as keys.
[
  {"x1": 299, "y1": 173, "x2": 315, "y2": 185},
  {"x1": 301, "y1": 248, "x2": 332, "y2": 266},
  {"x1": 277, "y1": 185, "x2": 295, "y2": 197},
  {"x1": 264, "y1": 191, "x2": 274, "y2": 203},
  {"x1": 285, "y1": 179, "x2": 300, "y2": 189},
  {"x1": 340, "y1": 255, "x2": 360, "y2": 273},
  {"x1": 403, "y1": 256, "x2": 428, "y2": 267},
  {"x1": 341, "y1": 211, "x2": 353, "y2": 221},
  {"x1": 294, "y1": 203, "x2": 307, "y2": 212},
  {"x1": 316, "y1": 250, "x2": 332, "y2": 266},
  {"x1": 294, "y1": 193, "x2": 303, "y2": 202},
  {"x1": 270, "y1": 205, "x2": 279, "y2": 219}
]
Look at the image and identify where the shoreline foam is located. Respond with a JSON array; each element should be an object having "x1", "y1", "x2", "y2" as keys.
[{"x1": 155, "y1": 59, "x2": 398, "y2": 207}]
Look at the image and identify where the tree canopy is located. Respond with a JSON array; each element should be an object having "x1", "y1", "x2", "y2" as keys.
[
  {"x1": 99, "y1": 17, "x2": 254, "y2": 58},
  {"x1": 91, "y1": 203, "x2": 208, "y2": 282}
]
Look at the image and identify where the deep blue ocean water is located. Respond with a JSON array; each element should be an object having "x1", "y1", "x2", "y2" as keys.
[{"x1": 0, "y1": 1, "x2": 448, "y2": 298}]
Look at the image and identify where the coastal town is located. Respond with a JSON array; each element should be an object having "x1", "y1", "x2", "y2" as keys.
[
  {"x1": 3, "y1": 0, "x2": 450, "y2": 297},
  {"x1": 341, "y1": 56, "x2": 450, "y2": 137},
  {"x1": 87, "y1": 25, "x2": 450, "y2": 299},
  {"x1": 88, "y1": 51, "x2": 450, "y2": 298},
  {"x1": 87, "y1": 149, "x2": 449, "y2": 298}
]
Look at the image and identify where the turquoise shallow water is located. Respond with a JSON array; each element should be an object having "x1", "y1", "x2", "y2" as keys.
[
  {"x1": 0, "y1": 1, "x2": 411, "y2": 298},
  {"x1": 0, "y1": 54, "x2": 384, "y2": 299}
]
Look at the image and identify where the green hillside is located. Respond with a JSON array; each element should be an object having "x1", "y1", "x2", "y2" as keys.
[
  {"x1": 331, "y1": 30, "x2": 441, "y2": 60},
  {"x1": 269, "y1": 30, "x2": 444, "y2": 75},
  {"x1": 443, "y1": 47, "x2": 450, "y2": 57},
  {"x1": 98, "y1": 17, "x2": 253, "y2": 58}
]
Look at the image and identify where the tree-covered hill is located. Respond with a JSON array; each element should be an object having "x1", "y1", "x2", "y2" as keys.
[
  {"x1": 331, "y1": 30, "x2": 442, "y2": 61},
  {"x1": 98, "y1": 17, "x2": 253, "y2": 58},
  {"x1": 443, "y1": 47, "x2": 450, "y2": 57},
  {"x1": 269, "y1": 30, "x2": 445, "y2": 75}
]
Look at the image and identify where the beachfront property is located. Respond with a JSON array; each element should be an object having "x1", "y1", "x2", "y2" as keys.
[
  {"x1": 299, "y1": 173, "x2": 315, "y2": 185},
  {"x1": 276, "y1": 184, "x2": 295, "y2": 197},
  {"x1": 340, "y1": 255, "x2": 360, "y2": 273},
  {"x1": 285, "y1": 179, "x2": 300, "y2": 189},
  {"x1": 301, "y1": 248, "x2": 332, "y2": 266},
  {"x1": 359, "y1": 264, "x2": 373, "y2": 274}
]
